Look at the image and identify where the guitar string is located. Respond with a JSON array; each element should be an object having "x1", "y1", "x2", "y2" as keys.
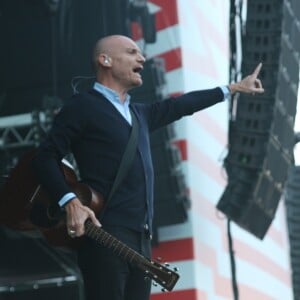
[
  {"x1": 85, "y1": 221, "x2": 148, "y2": 264},
  {"x1": 84, "y1": 221, "x2": 178, "y2": 290}
]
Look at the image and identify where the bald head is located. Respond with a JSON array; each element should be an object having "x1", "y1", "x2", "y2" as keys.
[
  {"x1": 92, "y1": 35, "x2": 137, "y2": 73},
  {"x1": 91, "y1": 34, "x2": 145, "y2": 95}
]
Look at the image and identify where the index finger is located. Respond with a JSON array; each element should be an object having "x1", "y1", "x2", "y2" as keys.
[
  {"x1": 89, "y1": 210, "x2": 101, "y2": 227},
  {"x1": 252, "y1": 62, "x2": 262, "y2": 77}
]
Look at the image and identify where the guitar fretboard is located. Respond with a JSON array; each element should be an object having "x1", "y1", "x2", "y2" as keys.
[
  {"x1": 84, "y1": 220, "x2": 179, "y2": 291},
  {"x1": 84, "y1": 220, "x2": 146, "y2": 266}
]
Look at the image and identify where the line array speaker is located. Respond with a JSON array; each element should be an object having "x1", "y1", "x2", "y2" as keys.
[
  {"x1": 285, "y1": 166, "x2": 300, "y2": 300},
  {"x1": 217, "y1": 0, "x2": 299, "y2": 239}
]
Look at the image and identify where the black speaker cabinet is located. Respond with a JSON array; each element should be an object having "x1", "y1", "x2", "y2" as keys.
[{"x1": 0, "y1": 227, "x2": 84, "y2": 300}]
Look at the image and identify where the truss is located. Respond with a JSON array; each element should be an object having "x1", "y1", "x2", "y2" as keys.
[{"x1": 0, "y1": 112, "x2": 51, "y2": 150}]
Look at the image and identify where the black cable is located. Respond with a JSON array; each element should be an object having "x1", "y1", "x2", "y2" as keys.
[
  {"x1": 229, "y1": 0, "x2": 236, "y2": 82},
  {"x1": 50, "y1": 15, "x2": 58, "y2": 97},
  {"x1": 227, "y1": 219, "x2": 239, "y2": 300}
]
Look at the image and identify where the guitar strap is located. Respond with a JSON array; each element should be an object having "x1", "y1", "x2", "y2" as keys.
[{"x1": 99, "y1": 107, "x2": 139, "y2": 220}]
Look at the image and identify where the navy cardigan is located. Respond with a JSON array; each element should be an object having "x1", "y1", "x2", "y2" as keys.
[{"x1": 32, "y1": 87, "x2": 224, "y2": 232}]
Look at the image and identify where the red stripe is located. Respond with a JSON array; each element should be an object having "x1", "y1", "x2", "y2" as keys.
[
  {"x1": 169, "y1": 92, "x2": 183, "y2": 98},
  {"x1": 157, "y1": 48, "x2": 182, "y2": 72},
  {"x1": 178, "y1": 3, "x2": 229, "y2": 79},
  {"x1": 151, "y1": 289, "x2": 205, "y2": 300},
  {"x1": 131, "y1": 22, "x2": 143, "y2": 41},
  {"x1": 152, "y1": 238, "x2": 194, "y2": 262},
  {"x1": 151, "y1": 0, "x2": 179, "y2": 31},
  {"x1": 191, "y1": 112, "x2": 227, "y2": 146},
  {"x1": 188, "y1": 141, "x2": 226, "y2": 186},
  {"x1": 173, "y1": 139, "x2": 187, "y2": 160}
]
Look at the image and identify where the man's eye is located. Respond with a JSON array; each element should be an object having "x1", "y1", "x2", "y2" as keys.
[{"x1": 128, "y1": 49, "x2": 137, "y2": 54}]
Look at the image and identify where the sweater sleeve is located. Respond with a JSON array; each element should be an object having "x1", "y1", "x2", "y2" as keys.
[
  {"x1": 31, "y1": 96, "x2": 87, "y2": 203},
  {"x1": 147, "y1": 87, "x2": 224, "y2": 131}
]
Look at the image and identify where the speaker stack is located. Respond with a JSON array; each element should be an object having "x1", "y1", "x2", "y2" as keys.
[
  {"x1": 217, "y1": 0, "x2": 299, "y2": 239},
  {"x1": 285, "y1": 167, "x2": 300, "y2": 300},
  {"x1": 282, "y1": 0, "x2": 300, "y2": 298}
]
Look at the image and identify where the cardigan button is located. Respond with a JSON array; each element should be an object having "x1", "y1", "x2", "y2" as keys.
[{"x1": 143, "y1": 224, "x2": 152, "y2": 240}]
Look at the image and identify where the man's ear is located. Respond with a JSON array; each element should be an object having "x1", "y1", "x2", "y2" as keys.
[{"x1": 99, "y1": 54, "x2": 111, "y2": 67}]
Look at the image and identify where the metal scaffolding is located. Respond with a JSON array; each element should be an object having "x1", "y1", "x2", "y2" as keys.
[{"x1": 0, "y1": 111, "x2": 52, "y2": 150}]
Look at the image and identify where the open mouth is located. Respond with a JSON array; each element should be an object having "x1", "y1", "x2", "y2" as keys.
[{"x1": 133, "y1": 66, "x2": 143, "y2": 74}]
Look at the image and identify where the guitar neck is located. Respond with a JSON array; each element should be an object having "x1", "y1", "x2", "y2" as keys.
[
  {"x1": 84, "y1": 220, "x2": 145, "y2": 266},
  {"x1": 84, "y1": 220, "x2": 180, "y2": 292}
]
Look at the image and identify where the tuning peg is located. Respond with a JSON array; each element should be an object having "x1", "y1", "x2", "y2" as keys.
[
  {"x1": 173, "y1": 267, "x2": 179, "y2": 272},
  {"x1": 164, "y1": 262, "x2": 170, "y2": 267},
  {"x1": 161, "y1": 288, "x2": 166, "y2": 292},
  {"x1": 152, "y1": 282, "x2": 158, "y2": 287}
]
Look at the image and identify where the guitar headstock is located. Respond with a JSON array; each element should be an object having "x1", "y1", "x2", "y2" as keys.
[{"x1": 140, "y1": 259, "x2": 180, "y2": 291}]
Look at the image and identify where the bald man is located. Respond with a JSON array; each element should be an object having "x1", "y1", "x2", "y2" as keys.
[{"x1": 32, "y1": 35, "x2": 264, "y2": 300}]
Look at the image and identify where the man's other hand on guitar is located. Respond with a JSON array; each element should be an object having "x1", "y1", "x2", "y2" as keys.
[{"x1": 65, "y1": 198, "x2": 101, "y2": 237}]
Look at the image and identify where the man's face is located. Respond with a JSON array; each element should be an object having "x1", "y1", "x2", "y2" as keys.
[{"x1": 109, "y1": 37, "x2": 145, "y2": 90}]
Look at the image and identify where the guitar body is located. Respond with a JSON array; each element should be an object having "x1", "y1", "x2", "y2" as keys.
[
  {"x1": 0, "y1": 150, "x2": 104, "y2": 248},
  {"x1": 0, "y1": 150, "x2": 180, "y2": 291}
]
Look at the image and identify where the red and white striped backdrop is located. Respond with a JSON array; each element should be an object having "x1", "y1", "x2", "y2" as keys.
[{"x1": 133, "y1": 0, "x2": 293, "y2": 299}]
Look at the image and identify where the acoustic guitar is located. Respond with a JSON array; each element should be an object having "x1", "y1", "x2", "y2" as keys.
[{"x1": 0, "y1": 150, "x2": 179, "y2": 292}]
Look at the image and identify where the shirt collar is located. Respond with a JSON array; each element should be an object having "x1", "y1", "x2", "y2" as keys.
[{"x1": 93, "y1": 82, "x2": 131, "y2": 105}]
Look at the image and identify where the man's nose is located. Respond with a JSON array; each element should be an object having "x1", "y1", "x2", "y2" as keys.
[{"x1": 138, "y1": 53, "x2": 146, "y2": 63}]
